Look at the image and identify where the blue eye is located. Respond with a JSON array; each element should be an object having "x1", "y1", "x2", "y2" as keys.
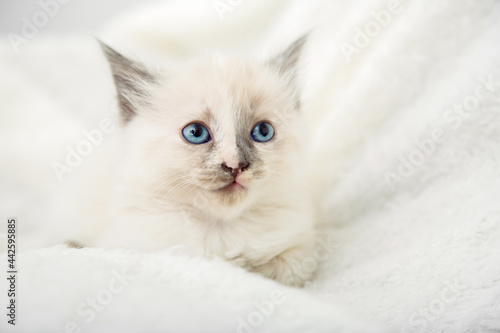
[
  {"x1": 182, "y1": 123, "x2": 211, "y2": 144},
  {"x1": 251, "y1": 122, "x2": 275, "y2": 142}
]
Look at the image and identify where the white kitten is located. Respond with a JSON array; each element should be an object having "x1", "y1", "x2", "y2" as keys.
[{"x1": 67, "y1": 36, "x2": 316, "y2": 287}]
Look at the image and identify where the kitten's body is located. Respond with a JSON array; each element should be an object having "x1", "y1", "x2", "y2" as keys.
[{"x1": 67, "y1": 38, "x2": 317, "y2": 286}]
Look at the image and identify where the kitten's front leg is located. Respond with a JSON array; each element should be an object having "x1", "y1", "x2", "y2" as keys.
[{"x1": 252, "y1": 237, "x2": 316, "y2": 287}]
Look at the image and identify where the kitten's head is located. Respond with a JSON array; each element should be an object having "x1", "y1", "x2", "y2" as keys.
[{"x1": 101, "y1": 37, "x2": 308, "y2": 215}]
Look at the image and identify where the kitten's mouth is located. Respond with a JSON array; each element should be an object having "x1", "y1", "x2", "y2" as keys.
[{"x1": 217, "y1": 180, "x2": 245, "y2": 193}]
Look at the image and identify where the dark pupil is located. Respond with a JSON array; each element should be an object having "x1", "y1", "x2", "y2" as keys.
[
  {"x1": 259, "y1": 124, "x2": 269, "y2": 137},
  {"x1": 191, "y1": 124, "x2": 203, "y2": 137}
]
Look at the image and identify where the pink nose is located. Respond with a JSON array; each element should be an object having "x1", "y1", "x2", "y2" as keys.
[{"x1": 221, "y1": 162, "x2": 249, "y2": 178}]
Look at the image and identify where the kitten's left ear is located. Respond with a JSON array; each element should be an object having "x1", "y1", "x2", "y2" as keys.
[
  {"x1": 99, "y1": 41, "x2": 159, "y2": 123},
  {"x1": 267, "y1": 34, "x2": 308, "y2": 85}
]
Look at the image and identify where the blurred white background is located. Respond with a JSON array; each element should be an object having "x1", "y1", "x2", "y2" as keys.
[{"x1": 0, "y1": 0, "x2": 167, "y2": 34}]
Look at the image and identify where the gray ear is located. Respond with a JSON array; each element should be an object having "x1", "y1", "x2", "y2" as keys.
[
  {"x1": 268, "y1": 34, "x2": 308, "y2": 82},
  {"x1": 99, "y1": 41, "x2": 159, "y2": 123}
]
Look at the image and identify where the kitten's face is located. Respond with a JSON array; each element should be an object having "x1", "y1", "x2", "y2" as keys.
[
  {"x1": 129, "y1": 58, "x2": 301, "y2": 209},
  {"x1": 102, "y1": 38, "x2": 306, "y2": 213}
]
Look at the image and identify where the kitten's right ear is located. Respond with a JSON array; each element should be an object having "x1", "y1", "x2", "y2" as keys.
[
  {"x1": 99, "y1": 41, "x2": 159, "y2": 123},
  {"x1": 267, "y1": 34, "x2": 308, "y2": 84},
  {"x1": 267, "y1": 34, "x2": 308, "y2": 109}
]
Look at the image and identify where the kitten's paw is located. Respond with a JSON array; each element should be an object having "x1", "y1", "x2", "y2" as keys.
[
  {"x1": 225, "y1": 253, "x2": 253, "y2": 269},
  {"x1": 252, "y1": 245, "x2": 315, "y2": 288},
  {"x1": 65, "y1": 240, "x2": 84, "y2": 249}
]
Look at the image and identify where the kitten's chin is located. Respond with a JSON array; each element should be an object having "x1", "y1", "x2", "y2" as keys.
[{"x1": 211, "y1": 181, "x2": 249, "y2": 206}]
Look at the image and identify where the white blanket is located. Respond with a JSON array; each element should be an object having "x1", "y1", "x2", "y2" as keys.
[{"x1": 1, "y1": 0, "x2": 500, "y2": 332}]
